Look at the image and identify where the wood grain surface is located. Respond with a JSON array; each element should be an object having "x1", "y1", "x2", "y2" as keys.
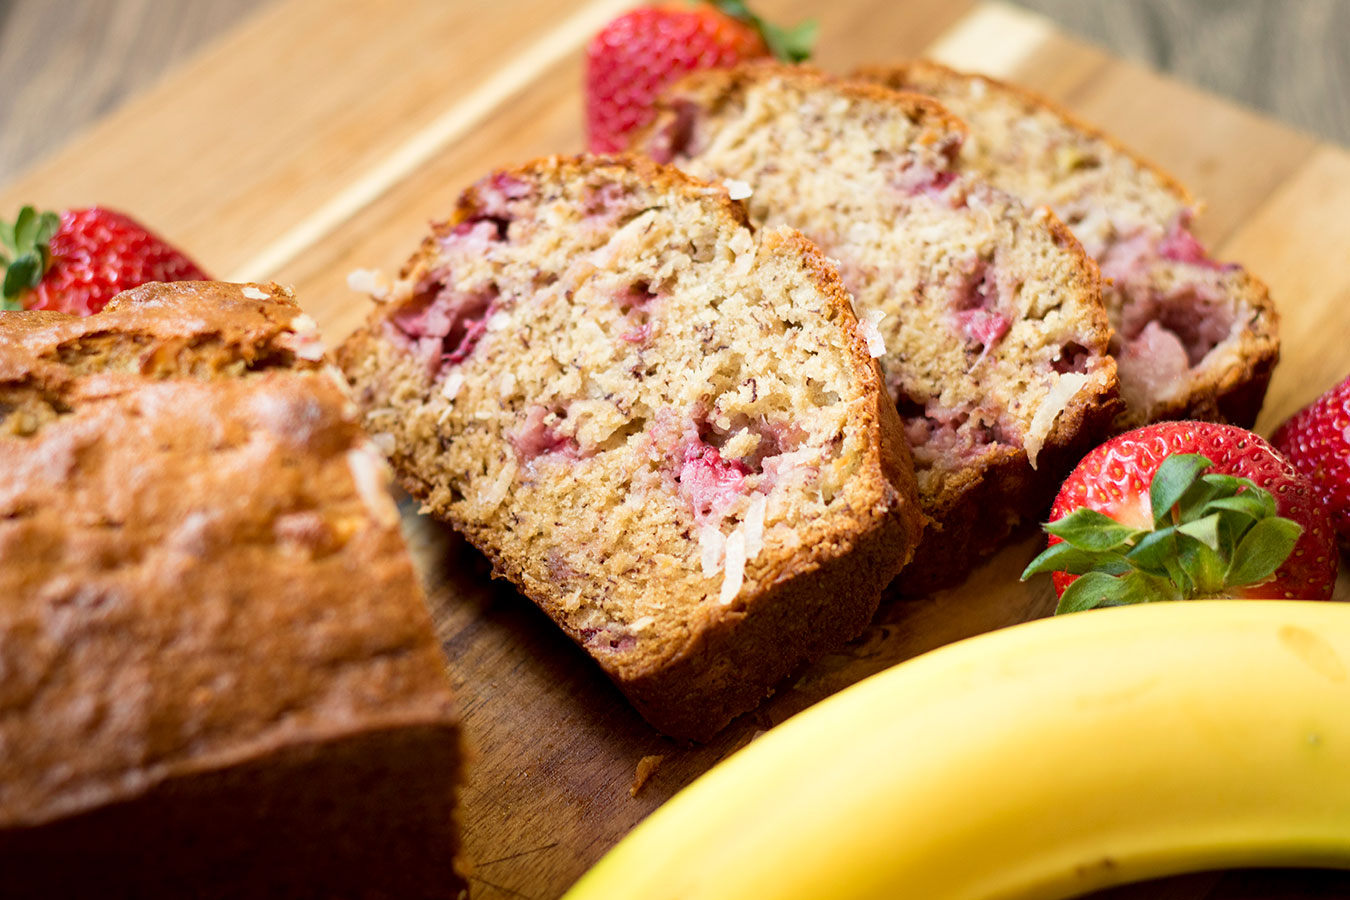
[
  {"x1": 0, "y1": 0, "x2": 274, "y2": 181},
  {"x1": 1016, "y1": 0, "x2": 1350, "y2": 148},
  {"x1": 3, "y1": 2, "x2": 1350, "y2": 898}
]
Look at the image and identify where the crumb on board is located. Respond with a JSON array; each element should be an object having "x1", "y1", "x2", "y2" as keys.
[{"x1": 629, "y1": 754, "x2": 666, "y2": 797}]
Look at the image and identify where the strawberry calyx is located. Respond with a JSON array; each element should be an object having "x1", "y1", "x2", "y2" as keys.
[
  {"x1": 0, "y1": 206, "x2": 62, "y2": 311},
  {"x1": 710, "y1": 0, "x2": 816, "y2": 62},
  {"x1": 1022, "y1": 453, "x2": 1304, "y2": 614}
]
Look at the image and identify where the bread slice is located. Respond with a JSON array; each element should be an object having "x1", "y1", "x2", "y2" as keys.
[
  {"x1": 337, "y1": 154, "x2": 923, "y2": 740},
  {"x1": 0, "y1": 282, "x2": 464, "y2": 900},
  {"x1": 856, "y1": 60, "x2": 1279, "y2": 429},
  {"x1": 635, "y1": 63, "x2": 1120, "y2": 593}
]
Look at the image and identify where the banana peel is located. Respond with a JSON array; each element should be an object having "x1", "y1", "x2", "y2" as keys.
[{"x1": 564, "y1": 601, "x2": 1350, "y2": 900}]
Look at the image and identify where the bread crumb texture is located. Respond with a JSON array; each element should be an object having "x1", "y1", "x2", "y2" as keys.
[
  {"x1": 637, "y1": 64, "x2": 1119, "y2": 587},
  {"x1": 856, "y1": 61, "x2": 1278, "y2": 429},
  {"x1": 340, "y1": 155, "x2": 921, "y2": 735}
]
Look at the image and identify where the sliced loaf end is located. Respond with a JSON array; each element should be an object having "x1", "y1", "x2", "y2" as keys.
[{"x1": 0, "y1": 283, "x2": 464, "y2": 899}]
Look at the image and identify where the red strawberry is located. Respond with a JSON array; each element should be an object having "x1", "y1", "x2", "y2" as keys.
[
  {"x1": 1, "y1": 206, "x2": 208, "y2": 316},
  {"x1": 585, "y1": 1, "x2": 815, "y2": 154},
  {"x1": 1273, "y1": 373, "x2": 1350, "y2": 549},
  {"x1": 1022, "y1": 422, "x2": 1337, "y2": 613}
]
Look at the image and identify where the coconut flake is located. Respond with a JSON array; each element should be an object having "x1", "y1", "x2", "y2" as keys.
[
  {"x1": 241, "y1": 285, "x2": 270, "y2": 301},
  {"x1": 724, "y1": 179, "x2": 753, "y2": 201},
  {"x1": 719, "y1": 529, "x2": 746, "y2": 605},
  {"x1": 369, "y1": 432, "x2": 397, "y2": 456},
  {"x1": 290, "y1": 313, "x2": 318, "y2": 336},
  {"x1": 1025, "y1": 372, "x2": 1090, "y2": 469},
  {"x1": 858, "y1": 310, "x2": 887, "y2": 358},
  {"x1": 743, "y1": 493, "x2": 766, "y2": 561},
  {"x1": 728, "y1": 228, "x2": 756, "y2": 275},
  {"x1": 477, "y1": 460, "x2": 517, "y2": 512},
  {"x1": 486, "y1": 311, "x2": 512, "y2": 332},
  {"x1": 499, "y1": 371, "x2": 517, "y2": 398},
  {"x1": 441, "y1": 370, "x2": 465, "y2": 401},
  {"x1": 293, "y1": 338, "x2": 326, "y2": 361},
  {"x1": 629, "y1": 615, "x2": 656, "y2": 632},
  {"x1": 346, "y1": 446, "x2": 399, "y2": 528},
  {"x1": 699, "y1": 524, "x2": 725, "y2": 577},
  {"x1": 346, "y1": 268, "x2": 388, "y2": 299},
  {"x1": 277, "y1": 326, "x2": 327, "y2": 362}
]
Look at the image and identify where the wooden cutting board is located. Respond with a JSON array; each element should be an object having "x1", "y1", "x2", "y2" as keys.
[{"x1": 6, "y1": 1, "x2": 1349, "y2": 897}]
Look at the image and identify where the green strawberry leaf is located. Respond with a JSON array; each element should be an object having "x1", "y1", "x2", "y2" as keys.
[
  {"x1": 1, "y1": 206, "x2": 60, "y2": 308},
  {"x1": 33, "y1": 210, "x2": 59, "y2": 247},
  {"x1": 3, "y1": 252, "x2": 42, "y2": 300},
  {"x1": 1177, "y1": 532, "x2": 1227, "y2": 595},
  {"x1": 1208, "y1": 492, "x2": 1272, "y2": 522},
  {"x1": 1056, "y1": 570, "x2": 1177, "y2": 614},
  {"x1": 1056, "y1": 572, "x2": 1126, "y2": 613},
  {"x1": 13, "y1": 206, "x2": 36, "y2": 253},
  {"x1": 1216, "y1": 510, "x2": 1242, "y2": 562},
  {"x1": 1176, "y1": 477, "x2": 1223, "y2": 521},
  {"x1": 1226, "y1": 517, "x2": 1303, "y2": 589},
  {"x1": 1123, "y1": 526, "x2": 1177, "y2": 575},
  {"x1": 1201, "y1": 472, "x2": 1243, "y2": 494},
  {"x1": 1150, "y1": 453, "x2": 1213, "y2": 525},
  {"x1": 1035, "y1": 445, "x2": 1308, "y2": 613},
  {"x1": 759, "y1": 18, "x2": 817, "y2": 62},
  {"x1": 1021, "y1": 541, "x2": 1131, "y2": 580},
  {"x1": 1177, "y1": 512, "x2": 1222, "y2": 551},
  {"x1": 713, "y1": 0, "x2": 816, "y2": 62},
  {"x1": 1045, "y1": 507, "x2": 1145, "y2": 551}
]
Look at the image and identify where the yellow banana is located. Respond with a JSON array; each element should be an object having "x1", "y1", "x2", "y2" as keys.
[{"x1": 564, "y1": 601, "x2": 1350, "y2": 900}]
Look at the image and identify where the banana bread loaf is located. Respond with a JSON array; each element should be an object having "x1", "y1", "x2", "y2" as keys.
[
  {"x1": 338, "y1": 154, "x2": 923, "y2": 740},
  {"x1": 0, "y1": 282, "x2": 464, "y2": 899},
  {"x1": 856, "y1": 60, "x2": 1279, "y2": 429},
  {"x1": 635, "y1": 63, "x2": 1120, "y2": 593}
]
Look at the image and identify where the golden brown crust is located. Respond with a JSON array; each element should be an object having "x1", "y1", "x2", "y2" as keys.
[
  {"x1": 634, "y1": 60, "x2": 972, "y2": 158},
  {"x1": 0, "y1": 283, "x2": 464, "y2": 898},
  {"x1": 339, "y1": 155, "x2": 923, "y2": 740},
  {"x1": 854, "y1": 60, "x2": 1197, "y2": 204},
  {"x1": 621, "y1": 498, "x2": 910, "y2": 737},
  {"x1": 454, "y1": 152, "x2": 755, "y2": 233}
]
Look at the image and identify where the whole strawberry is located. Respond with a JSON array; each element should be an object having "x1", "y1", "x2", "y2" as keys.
[
  {"x1": 585, "y1": 1, "x2": 815, "y2": 153},
  {"x1": 1, "y1": 206, "x2": 208, "y2": 316},
  {"x1": 1274, "y1": 373, "x2": 1350, "y2": 549},
  {"x1": 1022, "y1": 421, "x2": 1337, "y2": 613}
]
